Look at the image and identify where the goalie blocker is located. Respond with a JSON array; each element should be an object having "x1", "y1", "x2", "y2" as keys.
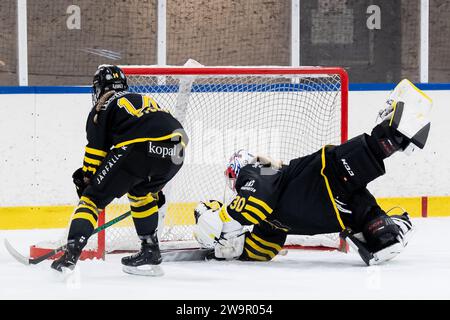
[{"x1": 194, "y1": 79, "x2": 430, "y2": 265}]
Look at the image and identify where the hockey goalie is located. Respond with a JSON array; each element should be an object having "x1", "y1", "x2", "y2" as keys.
[{"x1": 193, "y1": 79, "x2": 431, "y2": 265}]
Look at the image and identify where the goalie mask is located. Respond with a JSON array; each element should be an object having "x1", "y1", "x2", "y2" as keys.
[
  {"x1": 224, "y1": 149, "x2": 255, "y2": 191},
  {"x1": 92, "y1": 65, "x2": 128, "y2": 107}
]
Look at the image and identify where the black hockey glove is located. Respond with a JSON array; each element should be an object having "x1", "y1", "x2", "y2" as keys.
[
  {"x1": 72, "y1": 167, "x2": 89, "y2": 198},
  {"x1": 154, "y1": 190, "x2": 166, "y2": 208},
  {"x1": 363, "y1": 215, "x2": 400, "y2": 252}
]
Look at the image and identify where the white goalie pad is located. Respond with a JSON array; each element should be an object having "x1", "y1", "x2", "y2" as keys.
[
  {"x1": 382, "y1": 79, "x2": 433, "y2": 150},
  {"x1": 193, "y1": 205, "x2": 224, "y2": 249},
  {"x1": 215, "y1": 234, "x2": 245, "y2": 260}
]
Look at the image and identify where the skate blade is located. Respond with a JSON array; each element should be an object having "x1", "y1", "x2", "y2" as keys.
[
  {"x1": 51, "y1": 266, "x2": 76, "y2": 282},
  {"x1": 122, "y1": 265, "x2": 164, "y2": 277}
]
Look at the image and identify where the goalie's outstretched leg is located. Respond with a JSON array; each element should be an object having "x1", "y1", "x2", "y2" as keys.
[
  {"x1": 326, "y1": 81, "x2": 432, "y2": 197},
  {"x1": 371, "y1": 79, "x2": 432, "y2": 157}
]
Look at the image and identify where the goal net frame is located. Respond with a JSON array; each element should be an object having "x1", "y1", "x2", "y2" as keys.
[{"x1": 30, "y1": 66, "x2": 349, "y2": 260}]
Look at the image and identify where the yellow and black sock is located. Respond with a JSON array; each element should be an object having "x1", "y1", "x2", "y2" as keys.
[{"x1": 127, "y1": 192, "x2": 159, "y2": 237}]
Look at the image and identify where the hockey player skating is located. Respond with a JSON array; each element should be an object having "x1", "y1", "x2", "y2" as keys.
[
  {"x1": 193, "y1": 79, "x2": 431, "y2": 265},
  {"x1": 51, "y1": 65, "x2": 187, "y2": 276}
]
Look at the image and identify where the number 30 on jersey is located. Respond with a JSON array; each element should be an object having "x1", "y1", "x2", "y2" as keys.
[{"x1": 229, "y1": 196, "x2": 246, "y2": 212}]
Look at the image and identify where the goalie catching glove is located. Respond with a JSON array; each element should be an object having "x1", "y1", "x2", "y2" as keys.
[{"x1": 193, "y1": 200, "x2": 245, "y2": 260}]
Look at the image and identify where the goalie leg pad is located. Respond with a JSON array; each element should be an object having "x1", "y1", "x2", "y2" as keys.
[
  {"x1": 378, "y1": 79, "x2": 432, "y2": 152},
  {"x1": 193, "y1": 204, "x2": 224, "y2": 248},
  {"x1": 215, "y1": 233, "x2": 245, "y2": 260}
]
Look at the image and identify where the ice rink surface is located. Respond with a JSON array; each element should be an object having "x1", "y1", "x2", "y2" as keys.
[{"x1": 1, "y1": 217, "x2": 450, "y2": 300}]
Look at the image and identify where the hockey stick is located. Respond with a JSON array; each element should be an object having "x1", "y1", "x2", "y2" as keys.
[
  {"x1": 161, "y1": 247, "x2": 213, "y2": 262},
  {"x1": 4, "y1": 210, "x2": 132, "y2": 266}
]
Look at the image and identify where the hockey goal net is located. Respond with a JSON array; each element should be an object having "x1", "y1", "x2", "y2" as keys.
[{"x1": 31, "y1": 66, "x2": 348, "y2": 260}]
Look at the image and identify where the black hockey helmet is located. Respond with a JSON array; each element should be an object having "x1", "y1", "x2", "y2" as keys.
[{"x1": 92, "y1": 65, "x2": 128, "y2": 106}]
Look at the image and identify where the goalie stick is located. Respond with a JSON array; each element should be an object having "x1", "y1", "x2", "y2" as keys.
[
  {"x1": 339, "y1": 229, "x2": 374, "y2": 266},
  {"x1": 160, "y1": 247, "x2": 213, "y2": 262},
  {"x1": 4, "y1": 210, "x2": 132, "y2": 266}
]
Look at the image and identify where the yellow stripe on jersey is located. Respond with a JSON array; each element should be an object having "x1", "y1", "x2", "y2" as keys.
[
  {"x1": 72, "y1": 212, "x2": 97, "y2": 228},
  {"x1": 131, "y1": 205, "x2": 158, "y2": 219},
  {"x1": 83, "y1": 156, "x2": 102, "y2": 166},
  {"x1": 80, "y1": 196, "x2": 97, "y2": 208},
  {"x1": 241, "y1": 212, "x2": 259, "y2": 224},
  {"x1": 127, "y1": 193, "x2": 148, "y2": 201},
  {"x1": 245, "y1": 238, "x2": 276, "y2": 258},
  {"x1": 248, "y1": 196, "x2": 273, "y2": 214},
  {"x1": 244, "y1": 204, "x2": 266, "y2": 220},
  {"x1": 85, "y1": 147, "x2": 107, "y2": 157},
  {"x1": 250, "y1": 233, "x2": 282, "y2": 252},
  {"x1": 113, "y1": 133, "x2": 185, "y2": 149},
  {"x1": 244, "y1": 248, "x2": 269, "y2": 261},
  {"x1": 127, "y1": 193, "x2": 155, "y2": 207},
  {"x1": 76, "y1": 205, "x2": 99, "y2": 217},
  {"x1": 320, "y1": 146, "x2": 346, "y2": 230}
]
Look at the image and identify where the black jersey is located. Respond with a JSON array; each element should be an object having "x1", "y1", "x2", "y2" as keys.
[
  {"x1": 81, "y1": 91, "x2": 185, "y2": 177},
  {"x1": 274, "y1": 148, "x2": 344, "y2": 235},
  {"x1": 226, "y1": 148, "x2": 345, "y2": 236},
  {"x1": 225, "y1": 163, "x2": 287, "y2": 226}
]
